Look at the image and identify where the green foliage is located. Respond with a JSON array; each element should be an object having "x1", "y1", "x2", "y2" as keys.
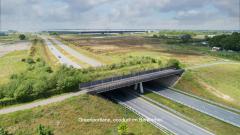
[
  {"x1": 0, "y1": 55, "x2": 175, "y2": 106},
  {"x1": 26, "y1": 58, "x2": 35, "y2": 64},
  {"x1": 180, "y1": 34, "x2": 192, "y2": 43},
  {"x1": 118, "y1": 122, "x2": 128, "y2": 135},
  {"x1": 166, "y1": 59, "x2": 181, "y2": 69},
  {"x1": 50, "y1": 32, "x2": 58, "y2": 35},
  {"x1": 0, "y1": 127, "x2": 11, "y2": 135},
  {"x1": 37, "y1": 124, "x2": 53, "y2": 135},
  {"x1": 152, "y1": 34, "x2": 158, "y2": 38},
  {"x1": 19, "y1": 34, "x2": 26, "y2": 40},
  {"x1": 209, "y1": 32, "x2": 240, "y2": 51}
]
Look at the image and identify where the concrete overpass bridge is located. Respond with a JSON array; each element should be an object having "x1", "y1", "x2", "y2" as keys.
[{"x1": 79, "y1": 67, "x2": 184, "y2": 94}]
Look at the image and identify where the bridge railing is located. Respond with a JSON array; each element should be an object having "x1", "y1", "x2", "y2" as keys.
[{"x1": 79, "y1": 66, "x2": 177, "y2": 88}]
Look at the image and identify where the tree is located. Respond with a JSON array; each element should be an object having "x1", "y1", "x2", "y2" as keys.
[
  {"x1": 37, "y1": 124, "x2": 54, "y2": 135},
  {"x1": 50, "y1": 32, "x2": 58, "y2": 35},
  {"x1": 19, "y1": 34, "x2": 26, "y2": 40},
  {"x1": 180, "y1": 34, "x2": 191, "y2": 43},
  {"x1": 118, "y1": 122, "x2": 128, "y2": 135},
  {"x1": 14, "y1": 81, "x2": 33, "y2": 101},
  {"x1": 152, "y1": 34, "x2": 158, "y2": 38}
]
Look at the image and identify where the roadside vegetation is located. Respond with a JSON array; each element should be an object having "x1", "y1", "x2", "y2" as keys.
[
  {"x1": 175, "y1": 64, "x2": 240, "y2": 110},
  {"x1": 31, "y1": 38, "x2": 59, "y2": 69},
  {"x1": 0, "y1": 95, "x2": 164, "y2": 135},
  {"x1": 144, "y1": 91, "x2": 240, "y2": 135},
  {"x1": 0, "y1": 41, "x2": 179, "y2": 107}
]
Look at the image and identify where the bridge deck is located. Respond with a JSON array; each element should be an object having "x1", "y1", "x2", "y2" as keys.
[{"x1": 79, "y1": 68, "x2": 184, "y2": 94}]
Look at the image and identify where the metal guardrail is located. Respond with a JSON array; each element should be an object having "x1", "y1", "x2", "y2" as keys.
[{"x1": 79, "y1": 67, "x2": 177, "y2": 88}]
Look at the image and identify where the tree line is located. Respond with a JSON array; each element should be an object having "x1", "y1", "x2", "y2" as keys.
[{"x1": 208, "y1": 32, "x2": 240, "y2": 51}]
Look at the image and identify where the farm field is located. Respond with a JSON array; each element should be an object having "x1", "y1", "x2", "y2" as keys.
[
  {"x1": 0, "y1": 94, "x2": 164, "y2": 135},
  {"x1": 58, "y1": 35, "x2": 221, "y2": 67}
]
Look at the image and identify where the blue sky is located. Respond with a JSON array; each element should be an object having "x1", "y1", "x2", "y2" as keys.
[{"x1": 2, "y1": 0, "x2": 240, "y2": 31}]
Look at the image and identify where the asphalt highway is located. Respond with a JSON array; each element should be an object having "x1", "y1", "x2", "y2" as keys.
[
  {"x1": 51, "y1": 37, "x2": 103, "y2": 67},
  {"x1": 42, "y1": 37, "x2": 81, "y2": 68},
  {"x1": 147, "y1": 87, "x2": 240, "y2": 127},
  {"x1": 108, "y1": 90, "x2": 213, "y2": 135}
]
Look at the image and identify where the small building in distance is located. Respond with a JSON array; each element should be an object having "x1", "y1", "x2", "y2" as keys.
[{"x1": 207, "y1": 35, "x2": 216, "y2": 38}]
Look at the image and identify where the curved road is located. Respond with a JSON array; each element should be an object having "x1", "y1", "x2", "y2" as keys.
[
  {"x1": 108, "y1": 90, "x2": 213, "y2": 135},
  {"x1": 51, "y1": 37, "x2": 102, "y2": 67}
]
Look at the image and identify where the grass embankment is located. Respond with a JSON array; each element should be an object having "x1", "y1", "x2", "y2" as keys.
[
  {"x1": 175, "y1": 64, "x2": 240, "y2": 109},
  {"x1": 144, "y1": 91, "x2": 240, "y2": 135},
  {"x1": 0, "y1": 94, "x2": 164, "y2": 135},
  {"x1": 31, "y1": 39, "x2": 59, "y2": 69},
  {"x1": 0, "y1": 51, "x2": 29, "y2": 85}
]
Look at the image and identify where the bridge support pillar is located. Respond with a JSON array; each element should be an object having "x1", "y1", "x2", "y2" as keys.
[
  {"x1": 134, "y1": 84, "x2": 138, "y2": 90},
  {"x1": 139, "y1": 82, "x2": 144, "y2": 94}
]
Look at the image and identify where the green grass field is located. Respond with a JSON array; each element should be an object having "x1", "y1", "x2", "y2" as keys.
[
  {"x1": 144, "y1": 91, "x2": 240, "y2": 135},
  {"x1": 176, "y1": 63, "x2": 240, "y2": 109},
  {"x1": 0, "y1": 94, "x2": 165, "y2": 135},
  {"x1": 0, "y1": 51, "x2": 29, "y2": 85}
]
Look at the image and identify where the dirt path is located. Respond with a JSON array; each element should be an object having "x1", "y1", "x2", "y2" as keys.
[{"x1": 0, "y1": 41, "x2": 31, "y2": 57}]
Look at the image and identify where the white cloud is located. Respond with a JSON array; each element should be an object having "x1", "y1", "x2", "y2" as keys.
[{"x1": 2, "y1": 0, "x2": 239, "y2": 31}]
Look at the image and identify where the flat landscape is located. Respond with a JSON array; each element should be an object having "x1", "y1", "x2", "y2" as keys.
[{"x1": 0, "y1": 32, "x2": 239, "y2": 135}]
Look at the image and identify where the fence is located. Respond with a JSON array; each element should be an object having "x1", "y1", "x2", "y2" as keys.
[{"x1": 79, "y1": 66, "x2": 177, "y2": 89}]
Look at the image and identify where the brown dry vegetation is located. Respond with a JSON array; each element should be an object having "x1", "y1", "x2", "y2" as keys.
[{"x1": 59, "y1": 35, "x2": 220, "y2": 67}]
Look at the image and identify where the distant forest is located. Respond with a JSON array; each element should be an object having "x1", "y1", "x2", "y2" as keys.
[{"x1": 209, "y1": 32, "x2": 240, "y2": 51}]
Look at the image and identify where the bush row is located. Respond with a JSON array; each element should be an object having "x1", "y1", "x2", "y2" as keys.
[{"x1": 0, "y1": 56, "x2": 180, "y2": 106}]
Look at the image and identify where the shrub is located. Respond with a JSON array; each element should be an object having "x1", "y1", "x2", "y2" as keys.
[
  {"x1": 166, "y1": 59, "x2": 181, "y2": 69},
  {"x1": 26, "y1": 58, "x2": 35, "y2": 64},
  {"x1": 19, "y1": 34, "x2": 26, "y2": 40},
  {"x1": 14, "y1": 80, "x2": 33, "y2": 101},
  {"x1": 21, "y1": 58, "x2": 26, "y2": 62},
  {"x1": 37, "y1": 124, "x2": 54, "y2": 135},
  {"x1": 153, "y1": 34, "x2": 158, "y2": 38},
  {"x1": 118, "y1": 122, "x2": 128, "y2": 135}
]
